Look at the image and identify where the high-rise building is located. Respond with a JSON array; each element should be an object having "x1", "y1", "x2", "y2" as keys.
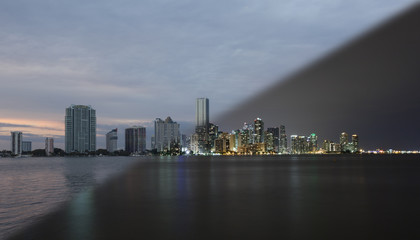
[
  {"x1": 65, "y1": 105, "x2": 96, "y2": 153},
  {"x1": 125, "y1": 126, "x2": 146, "y2": 154},
  {"x1": 291, "y1": 135, "x2": 307, "y2": 154},
  {"x1": 264, "y1": 131, "x2": 274, "y2": 152},
  {"x1": 214, "y1": 132, "x2": 230, "y2": 154},
  {"x1": 10, "y1": 131, "x2": 22, "y2": 156},
  {"x1": 308, "y1": 133, "x2": 318, "y2": 152},
  {"x1": 279, "y1": 125, "x2": 287, "y2": 153},
  {"x1": 352, "y1": 134, "x2": 359, "y2": 152},
  {"x1": 267, "y1": 127, "x2": 279, "y2": 152},
  {"x1": 208, "y1": 123, "x2": 218, "y2": 151},
  {"x1": 253, "y1": 118, "x2": 264, "y2": 143},
  {"x1": 153, "y1": 117, "x2": 180, "y2": 152},
  {"x1": 45, "y1": 138, "x2": 54, "y2": 156},
  {"x1": 106, "y1": 128, "x2": 118, "y2": 153},
  {"x1": 340, "y1": 132, "x2": 348, "y2": 149},
  {"x1": 196, "y1": 98, "x2": 209, "y2": 127},
  {"x1": 194, "y1": 98, "x2": 210, "y2": 154},
  {"x1": 22, "y1": 141, "x2": 32, "y2": 152}
]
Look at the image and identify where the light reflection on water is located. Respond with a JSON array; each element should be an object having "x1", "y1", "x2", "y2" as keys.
[
  {"x1": 5, "y1": 155, "x2": 420, "y2": 239},
  {"x1": 0, "y1": 156, "x2": 140, "y2": 239}
]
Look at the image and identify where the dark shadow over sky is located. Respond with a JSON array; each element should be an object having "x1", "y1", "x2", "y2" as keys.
[{"x1": 216, "y1": 3, "x2": 420, "y2": 150}]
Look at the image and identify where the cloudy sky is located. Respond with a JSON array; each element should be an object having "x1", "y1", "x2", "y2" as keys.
[{"x1": 0, "y1": 0, "x2": 416, "y2": 150}]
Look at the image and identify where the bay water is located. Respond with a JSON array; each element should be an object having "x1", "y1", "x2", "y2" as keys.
[{"x1": 3, "y1": 155, "x2": 420, "y2": 239}]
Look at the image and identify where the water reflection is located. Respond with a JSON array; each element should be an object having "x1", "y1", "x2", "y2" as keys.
[{"x1": 9, "y1": 155, "x2": 420, "y2": 240}]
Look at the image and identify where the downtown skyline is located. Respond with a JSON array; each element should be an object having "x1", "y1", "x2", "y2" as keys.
[{"x1": 0, "y1": 1, "x2": 419, "y2": 150}]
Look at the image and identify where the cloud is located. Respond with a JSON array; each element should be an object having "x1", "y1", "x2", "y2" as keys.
[{"x1": 0, "y1": 0, "x2": 417, "y2": 149}]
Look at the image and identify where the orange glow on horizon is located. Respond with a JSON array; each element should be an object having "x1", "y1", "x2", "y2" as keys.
[{"x1": 0, "y1": 118, "x2": 64, "y2": 137}]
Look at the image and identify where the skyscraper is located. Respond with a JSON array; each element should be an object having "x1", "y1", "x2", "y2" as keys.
[
  {"x1": 267, "y1": 127, "x2": 279, "y2": 152},
  {"x1": 45, "y1": 138, "x2": 54, "y2": 156},
  {"x1": 65, "y1": 105, "x2": 96, "y2": 153},
  {"x1": 106, "y1": 128, "x2": 118, "y2": 153},
  {"x1": 308, "y1": 133, "x2": 318, "y2": 152},
  {"x1": 196, "y1": 98, "x2": 209, "y2": 127},
  {"x1": 279, "y1": 125, "x2": 287, "y2": 153},
  {"x1": 153, "y1": 117, "x2": 180, "y2": 152},
  {"x1": 340, "y1": 132, "x2": 348, "y2": 149},
  {"x1": 10, "y1": 131, "x2": 22, "y2": 156},
  {"x1": 253, "y1": 118, "x2": 264, "y2": 143},
  {"x1": 125, "y1": 126, "x2": 146, "y2": 154},
  {"x1": 352, "y1": 134, "x2": 359, "y2": 152},
  {"x1": 193, "y1": 98, "x2": 210, "y2": 154}
]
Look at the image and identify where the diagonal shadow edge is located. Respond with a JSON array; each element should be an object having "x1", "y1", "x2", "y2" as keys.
[{"x1": 215, "y1": 2, "x2": 420, "y2": 150}]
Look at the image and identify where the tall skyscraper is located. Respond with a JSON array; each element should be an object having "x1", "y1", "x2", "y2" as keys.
[
  {"x1": 253, "y1": 118, "x2": 264, "y2": 143},
  {"x1": 267, "y1": 127, "x2": 279, "y2": 152},
  {"x1": 193, "y1": 98, "x2": 210, "y2": 154},
  {"x1": 196, "y1": 98, "x2": 209, "y2": 127},
  {"x1": 65, "y1": 105, "x2": 96, "y2": 153},
  {"x1": 125, "y1": 126, "x2": 146, "y2": 154},
  {"x1": 106, "y1": 128, "x2": 118, "y2": 153},
  {"x1": 45, "y1": 138, "x2": 54, "y2": 156},
  {"x1": 279, "y1": 125, "x2": 287, "y2": 153},
  {"x1": 10, "y1": 131, "x2": 22, "y2": 156},
  {"x1": 153, "y1": 117, "x2": 180, "y2": 152}
]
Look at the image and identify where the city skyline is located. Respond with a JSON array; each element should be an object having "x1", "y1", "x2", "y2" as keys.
[{"x1": 0, "y1": 1, "x2": 418, "y2": 150}]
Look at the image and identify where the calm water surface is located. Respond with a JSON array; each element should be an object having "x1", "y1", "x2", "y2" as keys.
[
  {"x1": 0, "y1": 156, "x2": 140, "y2": 239},
  {"x1": 4, "y1": 155, "x2": 420, "y2": 239}
]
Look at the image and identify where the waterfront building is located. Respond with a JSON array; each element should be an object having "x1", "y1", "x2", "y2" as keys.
[
  {"x1": 125, "y1": 126, "x2": 146, "y2": 154},
  {"x1": 106, "y1": 128, "x2": 118, "y2": 153},
  {"x1": 208, "y1": 123, "x2": 218, "y2": 151},
  {"x1": 253, "y1": 118, "x2": 264, "y2": 143},
  {"x1": 265, "y1": 131, "x2": 274, "y2": 153},
  {"x1": 279, "y1": 125, "x2": 287, "y2": 153},
  {"x1": 352, "y1": 134, "x2": 359, "y2": 152},
  {"x1": 229, "y1": 133, "x2": 237, "y2": 152},
  {"x1": 196, "y1": 98, "x2": 209, "y2": 127},
  {"x1": 153, "y1": 117, "x2": 180, "y2": 152},
  {"x1": 22, "y1": 141, "x2": 32, "y2": 152},
  {"x1": 291, "y1": 135, "x2": 307, "y2": 154},
  {"x1": 45, "y1": 138, "x2": 54, "y2": 156},
  {"x1": 65, "y1": 105, "x2": 96, "y2": 153},
  {"x1": 194, "y1": 98, "x2": 210, "y2": 154},
  {"x1": 214, "y1": 132, "x2": 230, "y2": 154},
  {"x1": 340, "y1": 132, "x2": 349, "y2": 149},
  {"x1": 308, "y1": 133, "x2": 318, "y2": 152},
  {"x1": 267, "y1": 127, "x2": 279, "y2": 152},
  {"x1": 190, "y1": 133, "x2": 200, "y2": 154},
  {"x1": 10, "y1": 131, "x2": 22, "y2": 156}
]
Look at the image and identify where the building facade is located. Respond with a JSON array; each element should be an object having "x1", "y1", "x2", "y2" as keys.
[
  {"x1": 267, "y1": 127, "x2": 279, "y2": 152},
  {"x1": 153, "y1": 117, "x2": 180, "y2": 152},
  {"x1": 196, "y1": 98, "x2": 209, "y2": 127},
  {"x1": 106, "y1": 128, "x2": 118, "y2": 153},
  {"x1": 11, "y1": 131, "x2": 22, "y2": 156},
  {"x1": 45, "y1": 138, "x2": 54, "y2": 156},
  {"x1": 125, "y1": 126, "x2": 146, "y2": 154},
  {"x1": 279, "y1": 125, "x2": 287, "y2": 153},
  {"x1": 65, "y1": 105, "x2": 96, "y2": 153},
  {"x1": 193, "y1": 98, "x2": 211, "y2": 154},
  {"x1": 22, "y1": 141, "x2": 32, "y2": 152},
  {"x1": 253, "y1": 118, "x2": 264, "y2": 143}
]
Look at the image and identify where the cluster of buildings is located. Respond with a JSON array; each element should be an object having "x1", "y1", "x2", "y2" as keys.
[
  {"x1": 8, "y1": 99, "x2": 361, "y2": 156},
  {"x1": 9, "y1": 131, "x2": 54, "y2": 156},
  {"x1": 189, "y1": 98, "x2": 359, "y2": 155}
]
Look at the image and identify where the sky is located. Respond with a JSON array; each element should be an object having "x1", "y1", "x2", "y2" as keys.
[{"x1": 0, "y1": 0, "x2": 417, "y2": 150}]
